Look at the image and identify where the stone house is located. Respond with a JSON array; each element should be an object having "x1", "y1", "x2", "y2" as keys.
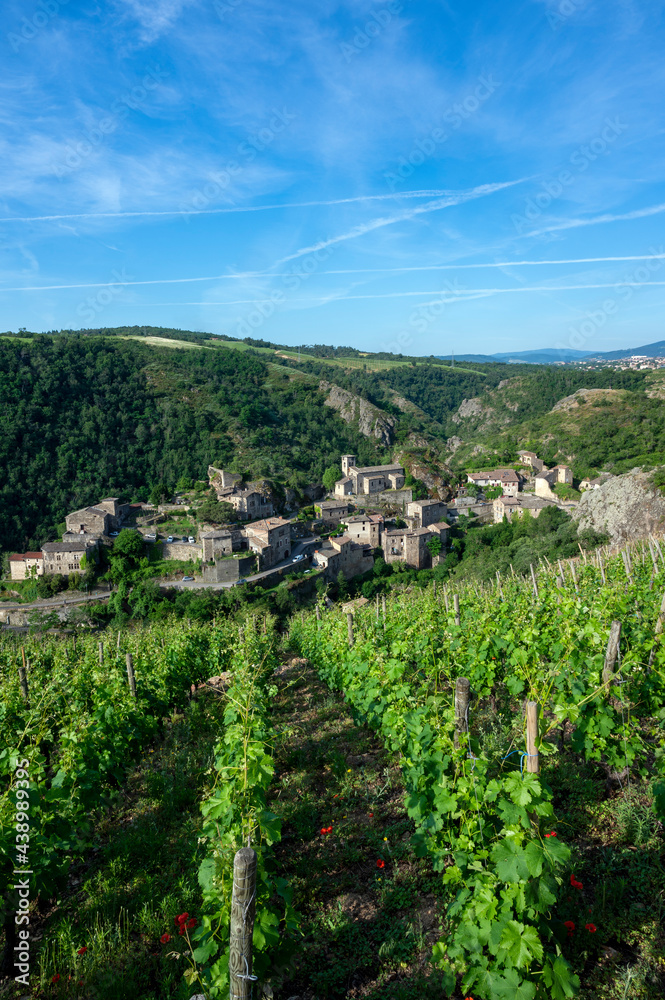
[
  {"x1": 9, "y1": 552, "x2": 44, "y2": 581},
  {"x1": 467, "y1": 469, "x2": 521, "y2": 496},
  {"x1": 42, "y1": 539, "x2": 97, "y2": 575},
  {"x1": 311, "y1": 534, "x2": 374, "y2": 580},
  {"x1": 534, "y1": 465, "x2": 573, "y2": 499},
  {"x1": 493, "y1": 494, "x2": 558, "y2": 523},
  {"x1": 345, "y1": 513, "x2": 384, "y2": 547},
  {"x1": 66, "y1": 497, "x2": 129, "y2": 536},
  {"x1": 334, "y1": 476, "x2": 354, "y2": 498},
  {"x1": 315, "y1": 500, "x2": 351, "y2": 524},
  {"x1": 228, "y1": 488, "x2": 273, "y2": 520},
  {"x1": 336, "y1": 455, "x2": 406, "y2": 495},
  {"x1": 383, "y1": 526, "x2": 433, "y2": 569},
  {"x1": 517, "y1": 450, "x2": 545, "y2": 472},
  {"x1": 201, "y1": 530, "x2": 235, "y2": 561},
  {"x1": 579, "y1": 474, "x2": 612, "y2": 491},
  {"x1": 244, "y1": 517, "x2": 291, "y2": 569},
  {"x1": 407, "y1": 498, "x2": 447, "y2": 527}
]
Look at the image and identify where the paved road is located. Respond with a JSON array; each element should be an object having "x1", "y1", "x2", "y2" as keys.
[{"x1": 0, "y1": 589, "x2": 111, "y2": 613}]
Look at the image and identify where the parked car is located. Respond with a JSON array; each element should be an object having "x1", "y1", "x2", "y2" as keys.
[
  {"x1": 166, "y1": 535, "x2": 174, "y2": 543},
  {"x1": 145, "y1": 533, "x2": 156, "y2": 542},
  {"x1": 109, "y1": 531, "x2": 119, "y2": 537},
  {"x1": 292, "y1": 554, "x2": 304, "y2": 563},
  {"x1": 182, "y1": 536, "x2": 188, "y2": 543},
  {"x1": 182, "y1": 576, "x2": 194, "y2": 582},
  {"x1": 188, "y1": 536, "x2": 196, "y2": 543}
]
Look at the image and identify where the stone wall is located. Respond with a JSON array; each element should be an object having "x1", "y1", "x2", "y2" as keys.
[
  {"x1": 202, "y1": 554, "x2": 256, "y2": 583},
  {"x1": 161, "y1": 542, "x2": 203, "y2": 561},
  {"x1": 355, "y1": 488, "x2": 413, "y2": 508}
]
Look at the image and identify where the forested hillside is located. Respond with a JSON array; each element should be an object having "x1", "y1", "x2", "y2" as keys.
[{"x1": 0, "y1": 334, "x2": 390, "y2": 552}]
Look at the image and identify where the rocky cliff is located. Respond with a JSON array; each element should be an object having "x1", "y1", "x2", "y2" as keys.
[
  {"x1": 319, "y1": 381, "x2": 395, "y2": 446},
  {"x1": 573, "y1": 468, "x2": 665, "y2": 543}
]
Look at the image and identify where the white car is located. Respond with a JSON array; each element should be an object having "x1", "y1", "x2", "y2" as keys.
[
  {"x1": 188, "y1": 536, "x2": 196, "y2": 543},
  {"x1": 292, "y1": 554, "x2": 304, "y2": 562},
  {"x1": 166, "y1": 535, "x2": 174, "y2": 543}
]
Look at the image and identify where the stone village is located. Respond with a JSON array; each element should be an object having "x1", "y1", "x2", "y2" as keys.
[{"x1": 7, "y1": 451, "x2": 591, "y2": 589}]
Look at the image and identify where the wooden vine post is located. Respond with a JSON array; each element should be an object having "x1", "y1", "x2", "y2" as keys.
[
  {"x1": 570, "y1": 560, "x2": 578, "y2": 593},
  {"x1": 648, "y1": 592, "x2": 665, "y2": 668},
  {"x1": 454, "y1": 677, "x2": 470, "y2": 749},
  {"x1": 18, "y1": 648, "x2": 29, "y2": 704},
  {"x1": 525, "y1": 701, "x2": 539, "y2": 773},
  {"x1": 381, "y1": 594, "x2": 386, "y2": 618},
  {"x1": 453, "y1": 594, "x2": 460, "y2": 627},
  {"x1": 530, "y1": 563, "x2": 539, "y2": 599},
  {"x1": 496, "y1": 571, "x2": 503, "y2": 600},
  {"x1": 444, "y1": 591, "x2": 449, "y2": 613},
  {"x1": 98, "y1": 641, "x2": 104, "y2": 665},
  {"x1": 229, "y1": 847, "x2": 258, "y2": 1000},
  {"x1": 602, "y1": 620, "x2": 622, "y2": 691},
  {"x1": 346, "y1": 612, "x2": 354, "y2": 648},
  {"x1": 315, "y1": 605, "x2": 321, "y2": 621},
  {"x1": 126, "y1": 653, "x2": 137, "y2": 698}
]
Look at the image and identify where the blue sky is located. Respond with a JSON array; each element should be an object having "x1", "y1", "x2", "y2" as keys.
[{"x1": 2, "y1": 0, "x2": 665, "y2": 355}]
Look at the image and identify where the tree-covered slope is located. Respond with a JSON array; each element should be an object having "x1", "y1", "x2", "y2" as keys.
[{"x1": 0, "y1": 335, "x2": 390, "y2": 551}]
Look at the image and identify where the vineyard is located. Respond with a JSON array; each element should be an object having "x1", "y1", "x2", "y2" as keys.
[{"x1": 1, "y1": 539, "x2": 664, "y2": 999}]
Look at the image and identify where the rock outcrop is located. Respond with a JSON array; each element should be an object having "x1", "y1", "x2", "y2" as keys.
[
  {"x1": 551, "y1": 388, "x2": 627, "y2": 412},
  {"x1": 573, "y1": 468, "x2": 665, "y2": 543},
  {"x1": 319, "y1": 381, "x2": 395, "y2": 446},
  {"x1": 451, "y1": 397, "x2": 494, "y2": 425}
]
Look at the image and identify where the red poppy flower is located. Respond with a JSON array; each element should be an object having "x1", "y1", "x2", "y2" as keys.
[
  {"x1": 77, "y1": 946, "x2": 87, "y2": 955},
  {"x1": 545, "y1": 831, "x2": 557, "y2": 838},
  {"x1": 376, "y1": 859, "x2": 385, "y2": 869},
  {"x1": 570, "y1": 875, "x2": 583, "y2": 889},
  {"x1": 51, "y1": 974, "x2": 60, "y2": 983},
  {"x1": 175, "y1": 912, "x2": 189, "y2": 925},
  {"x1": 564, "y1": 920, "x2": 575, "y2": 930},
  {"x1": 585, "y1": 923, "x2": 597, "y2": 933},
  {"x1": 179, "y1": 927, "x2": 186, "y2": 936},
  {"x1": 368, "y1": 812, "x2": 374, "y2": 817},
  {"x1": 160, "y1": 933, "x2": 171, "y2": 944},
  {"x1": 187, "y1": 918, "x2": 196, "y2": 929}
]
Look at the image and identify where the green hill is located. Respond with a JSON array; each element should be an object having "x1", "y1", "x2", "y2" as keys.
[{"x1": 1, "y1": 326, "x2": 663, "y2": 553}]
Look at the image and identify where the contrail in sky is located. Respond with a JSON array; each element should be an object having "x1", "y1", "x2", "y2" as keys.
[
  {"x1": 0, "y1": 183, "x2": 522, "y2": 224},
  {"x1": 2, "y1": 253, "x2": 663, "y2": 292}
]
